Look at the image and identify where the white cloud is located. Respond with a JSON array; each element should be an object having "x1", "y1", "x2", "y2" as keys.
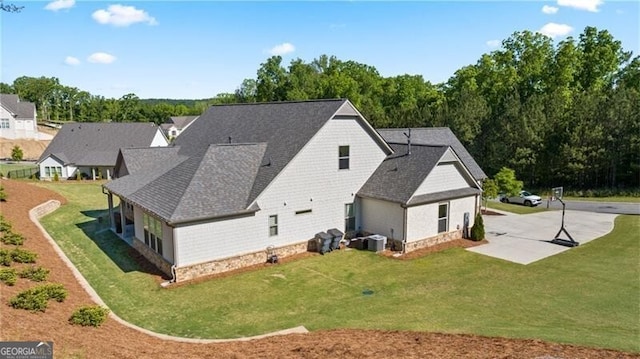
[
  {"x1": 538, "y1": 23, "x2": 574, "y2": 38},
  {"x1": 486, "y1": 39, "x2": 501, "y2": 48},
  {"x1": 542, "y1": 5, "x2": 559, "y2": 14},
  {"x1": 64, "y1": 56, "x2": 80, "y2": 66},
  {"x1": 87, "y1": 52, "x2": 117, "y2": 64},
  {"x1": 557, "y1": 0, "x2": 603, "y2": 12},
  {"x1": 268, "y1": 42, "x2": 295, "y2": 56},
  {"x1": 92, "y1": 4, "x2": 157, "y2": 27},
  {"x1": 44, "y1": 0, "x2": 75, "y2": 11}
]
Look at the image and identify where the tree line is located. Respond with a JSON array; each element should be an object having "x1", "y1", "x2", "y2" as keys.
[{"x1": 2, "y1": 26, "x2": 637, "y2": 190}]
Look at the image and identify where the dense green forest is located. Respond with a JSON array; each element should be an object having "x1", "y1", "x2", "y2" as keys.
[{"x1": 2, "y1": 27, "x2": 638, "y2": 189}]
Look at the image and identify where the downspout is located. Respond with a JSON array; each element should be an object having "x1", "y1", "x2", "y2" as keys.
[
  {"x1": 171, "y1": 226, "x2": 179, "y2": 283},
  {"x1": 403, "y1": 206, "x2": 408, "y2": 254}
]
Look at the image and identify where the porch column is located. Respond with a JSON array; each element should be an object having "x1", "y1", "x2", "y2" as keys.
[
  {"x1": 92, "y1": 168, "x2": 96, "y2": 180},
  {"x1": 106, "y1": 168, "x2": 111, "y2": 180},
  {"x1": 107, "y1": 193, "x2": 115, "y2": 230}
]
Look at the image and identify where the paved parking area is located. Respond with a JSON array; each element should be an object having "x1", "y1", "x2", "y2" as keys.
[{"x1": 467, "y1": 210, "x2": 618, "y2": 264}]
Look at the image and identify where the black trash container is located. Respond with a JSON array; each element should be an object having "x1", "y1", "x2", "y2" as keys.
[
  {"x1": 315, "y1": 232, "x2": 333, "y2": 254},
  {"x1": 327, "y1": 228, "x2": 344, "y2": 250}
]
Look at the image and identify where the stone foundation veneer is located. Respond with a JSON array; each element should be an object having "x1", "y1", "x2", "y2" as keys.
[
  {"x1": 132, "y1": 237, "x2": 173, "y2": 277},
  {"x1": 404, "y1": 230, "x2": 462, "y2": 253},
  {"x1": 174, "y1": 241, "x2": 309, "y2": 282}
]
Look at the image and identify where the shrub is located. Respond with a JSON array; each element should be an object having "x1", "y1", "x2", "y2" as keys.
[
  {"x1": 11, "y1": 145, "x2": 23, "y2": 162},
  {"x1": 69, "y1": 305, "x2": 110, "y2": 327},
  {"x1": 0, "y1": 216, "x2": 11, "y2": 233},
  {"x1": 1, "y1": 232, "x2": 25, "y2": 245},
  {"x1": 10, "y1": 248, "x2": 37, "y2": 263},
  {"x1": 0, "y1": 268, "x2": 17, "y2": 286},
  {"x1": 19, "y1": 266, "x2": 49, "y2": 282},
  {"x1": 53, "y1": 172, "x2": 59, "y2": 182},
  {"x1": 0, "y1": 249, "x2": 11, "y2": 266},
  {"x1": 9, "y1": 283, "x2": 68, "y2": 312},
  {"x1": 470, "y1": 212, "x2": 485, "y2": 241},
  {"x1": 0, "y1": 186, "x2": 6, "y2": 202}
]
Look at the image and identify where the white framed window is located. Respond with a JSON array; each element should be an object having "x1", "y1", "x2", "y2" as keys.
[
  {"x1": 0, "y1": 119, "x2": 9, "y2": 129},
  {"x1": 143, "y1": 213, "x2": 163, "y2": 256},
  {"x1": 438, "y1": 203, "x2": 449, "y2": 233},
  {"x1": 45, "y1": 166, "x2": 51, "y2": 177},
  {"x1": 339, "y1": 145, "x2": 350, "y2": 170},
  {"x1": 269, "y1": 215, "x2": 278, "y2": 236},
  {"x1": 345, "y1": 203, "x2": 355, "y2": 232}
]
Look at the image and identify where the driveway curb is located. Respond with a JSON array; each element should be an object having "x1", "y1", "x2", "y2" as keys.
[{"x1": 30, "y1": 200, "x2": 309, "y2": 343}]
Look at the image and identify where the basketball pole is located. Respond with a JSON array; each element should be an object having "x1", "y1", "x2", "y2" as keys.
[{"x1": 552, "y1": 198, "x2": 578, "y2": 246}]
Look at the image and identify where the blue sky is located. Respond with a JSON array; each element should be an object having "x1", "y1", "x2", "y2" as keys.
[{"x1": 1, "y1": 0, "x2": 638, "y2": 99}]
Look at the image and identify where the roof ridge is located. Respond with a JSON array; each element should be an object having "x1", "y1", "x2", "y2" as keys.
[{"x1": 209, "y1": 98, "x2": 346, "y2": 107}]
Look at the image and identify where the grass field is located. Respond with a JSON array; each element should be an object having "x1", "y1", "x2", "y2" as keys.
[
  {"x1": 0, "y1": 162, "x2": 37, "y2": 177},
  {"x1": 486, "y1": 201, "x2": 549, "y2": 214},
  {"x1": 38, "y1": 182, "x2": 640, "y2": 352}
]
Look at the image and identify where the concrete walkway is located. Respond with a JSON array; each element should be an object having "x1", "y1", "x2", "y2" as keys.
[
  {"x1": 30, "y1": 200, "x2": 308, "y2": 343},
  {"x1": 467, "y1": 209, "x2": 618, "y2": 264}
]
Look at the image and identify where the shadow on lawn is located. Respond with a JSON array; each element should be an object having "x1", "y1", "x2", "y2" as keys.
[{"x1": 76, "y1": 210, "x2": 170, "y2": 280}]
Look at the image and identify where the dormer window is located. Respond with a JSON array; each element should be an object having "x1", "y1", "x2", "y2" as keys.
[{"x1": 339, "y1": 146, "x2": 350, "y2": 170}]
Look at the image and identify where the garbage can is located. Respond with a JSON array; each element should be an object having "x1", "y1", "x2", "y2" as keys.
[
  {"x1": 367, "y1": 234, "x2": 387, "y2": 252},
  {"x1": 315, "y1": 232, "x2": 333, "y2": 254},
  {"x1": 327, "y1": 228, "x2": 344, "y2": 250}
]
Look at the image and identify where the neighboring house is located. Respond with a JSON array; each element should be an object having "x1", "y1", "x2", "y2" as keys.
[
  {"x1": 103, "y1": 99, "x2": 483, "y2": 282},
  {"x1": 38, "y1": 123, "x2": 168, "y2": 180},
  {"x1": 160, "y1": 116, "x2": 199, "y2": 139},
  {"x1": 0, "y1": 94, "x2": 39, "y2": 140}
]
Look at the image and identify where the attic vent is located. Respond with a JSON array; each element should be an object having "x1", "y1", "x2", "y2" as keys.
[{"x1": 228, "y1": 136, "x2": 232, "y2": 144}]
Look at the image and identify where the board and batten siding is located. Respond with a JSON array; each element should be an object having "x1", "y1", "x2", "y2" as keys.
[
  {"x1": 150, "y1": 129, "x2": 169, "y2": 147},
  {"x1": 173, "y1": 114, "x2": 388, "y2": 267},
  {"x1": 414, "y1": 162, "x2": 472, "y2": 196},
  {"x1": 405, "y1": 195, "x2": 476, "y2": 242},
  {"x1": 359, "y1": 197, "x2": 405, "y2": 241}
]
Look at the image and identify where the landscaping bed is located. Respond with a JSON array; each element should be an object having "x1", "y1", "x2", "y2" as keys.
[{"x1": 0, "y1": 179, "x2": 637, "y2": 358}]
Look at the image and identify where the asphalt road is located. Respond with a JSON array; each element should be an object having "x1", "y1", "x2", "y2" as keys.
[{"x1": 544, "y1": 199, "x2": 640, "y2": 215}]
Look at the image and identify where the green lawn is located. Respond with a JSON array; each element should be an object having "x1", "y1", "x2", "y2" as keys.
[
  {"x1": 0, "y1": 162, "x2": 37, "y2": 178},
  {"x1": 562, "y1": 196, "x2": 640, "y2": 203},
  {"x1": 37, "y1": 182, "x2": 639, "y2": 352},
  {"x1": 486, "y1": 201, "x2": 550, "y2": 214}
]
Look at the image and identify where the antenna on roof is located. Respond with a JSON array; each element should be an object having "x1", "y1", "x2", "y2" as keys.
[
  {"x1": 228, "y1": 136, "x2": 232, "y2": 144},
  {"x1": 403, "y1": 128, "x2": 411, "y2": 155}
]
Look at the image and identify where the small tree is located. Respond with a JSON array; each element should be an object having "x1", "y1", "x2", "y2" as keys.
[
  {"x1": 482, "y1": 178, "x2": 499, "y2": 211},
  {"x1": 0, "y1": 186, "x2": 6, "y2": 202},
  {"x1": 470, "y1": 212, "x2": 485, "y2": 241},
  {"x1": 53, "y1": 172, "x2": 59, "y2": 182},
  {"x1": 11, "y1": 145, "x2": 23, "y2": 162},
  {"x1": 494, "y1": 167, "x2": 523, "y2": 197}
]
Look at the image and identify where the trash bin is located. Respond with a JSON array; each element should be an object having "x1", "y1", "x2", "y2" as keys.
[
  {"x1": 327, "y1": 228, "x2": 344, "y2": 250},
  {"x1": 315, "y1": 232, "x2": 333, "y2": 254},
  {"x1": 367, "y1": 234, "x2": 387, "y2": 252}
]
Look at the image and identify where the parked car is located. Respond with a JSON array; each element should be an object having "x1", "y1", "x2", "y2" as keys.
[{"x1": 499, "y1": 190, "x2": 542, "y2": 207}]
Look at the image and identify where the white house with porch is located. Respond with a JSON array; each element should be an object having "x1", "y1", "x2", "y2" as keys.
[
  {"x1": 103, "y1": 99, "x2": 484, "y2": 282},
  {"x1": 38, "y1": 122, "x2": 167, "y2": 180}
]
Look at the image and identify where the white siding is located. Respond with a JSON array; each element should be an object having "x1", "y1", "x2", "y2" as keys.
[
  {"x1": 414, "y1": 163, "x2": 471, "y2": 196},
  {"x1": 360, "y1": 197, "x2": 405, "y2": 240},
  {"x1": 0, "y1": 105, "x2": 16, "y2": 139},
  {"x1": 39, "y1": 156, "x2": 73, "y2": 179},
  {"x1": 150, "y1": 129, "x2": 169, "y2": 147},
  {"x1": 405, "y1": 195, "x2": 477, "y2": 242},
  {"x1": 174, "y1": 116, "x2": 388, "y2": 267}
]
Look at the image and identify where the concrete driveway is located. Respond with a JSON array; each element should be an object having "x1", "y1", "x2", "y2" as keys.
[{"x1": 467, "y1": 210, "x2": 618, "y2": 264}]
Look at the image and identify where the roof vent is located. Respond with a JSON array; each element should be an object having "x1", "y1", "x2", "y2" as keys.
[
  {"x1": 228, "y1": 136, "x2": 232, "y2": 144},
  {"x1": 403, "y1": 128, "x2": 411, "y2": 155}
]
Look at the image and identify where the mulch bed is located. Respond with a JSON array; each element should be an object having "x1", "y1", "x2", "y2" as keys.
[{"x1": 1, "y1": 179, "x2": 637, "y2": 359}]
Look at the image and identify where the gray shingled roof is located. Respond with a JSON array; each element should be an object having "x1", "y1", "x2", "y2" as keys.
[
  {"x1": 38, "y1": 123, "x2": 163, "y2": 166},
  {"x1": 175, "y1": 99, "x2": 358, "y2": 206},
  {"x1": 106, "y1": 143, "x2": 267, "y2": 223},
  {"x1": 0, "y1": 94, "x2": 36, "y2": 119},
  {"x1": 169, "y1": 116, "x2": 199, "y2": 129},
  {"x1": 358, "y1": 143, "x2": 449, "y2": 204},
  {"x1": 377, "y1": 128, "x2": 487, "y2": 180}
]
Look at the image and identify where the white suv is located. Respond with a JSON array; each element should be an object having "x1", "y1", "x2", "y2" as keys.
[{"x1": 500, "y1": 190, "x2": 542, "y2": 207}]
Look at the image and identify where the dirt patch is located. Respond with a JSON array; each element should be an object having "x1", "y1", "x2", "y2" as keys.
[
  {"x1": 482, "y1": 209, "x2": 505, "y2": 216},
  {"x1": 0, "y1": 179, "x2": 637, "y2": 359},
  {"x1": 0, "y1": 139, "x2": 50, "y2": 160}
]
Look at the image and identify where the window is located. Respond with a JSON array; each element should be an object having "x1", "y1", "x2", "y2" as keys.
[
  {"x1": 0, "y1": 119, "x2": 9, "y2": 129},
  {"x1": 438, "y1": 203, "x2": 449, "y2": 233},
  {"x1": 45, "y1": 166, "x2": 51, "y2": 178},
  {"x1": 269, "y1": 215, "x2": 278, "y2": 236},
  {"x1": 143, "y1": 213, "x2": 163, "y2": 256},
  {"x1": 55, "y1": 167, "x2": 62, "y2": 176},
  {"x1": 338, "y1": 146, "x2": 350, "y2": 170},
  {"x1": 345, "y1": 203, "x2": 355, "y2": 232}
]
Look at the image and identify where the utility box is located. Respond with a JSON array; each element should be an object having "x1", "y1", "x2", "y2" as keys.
[
  {"x1": 327, "y1": 228, "x2": 344, "y2": 250},
  {"x1": 367, "y1": 234, "x2": 387, "y2": 252},
  {"x1": 315, "y1": 232, "x2": 333, "y2": 254}
]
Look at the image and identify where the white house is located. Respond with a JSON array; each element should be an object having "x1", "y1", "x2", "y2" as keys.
[
  {"x1": 103, "y1": 99, "x2": 484, "y2": 282},
  {"x1": 160, "y1": 116, "x2": 198, "y2": 139},
  {"x1": 0, "y1": 94, "x2": 39, "y2": 140},
  {"x1": 38, "y1": 122, "x2": 168, "y2": 180}
]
